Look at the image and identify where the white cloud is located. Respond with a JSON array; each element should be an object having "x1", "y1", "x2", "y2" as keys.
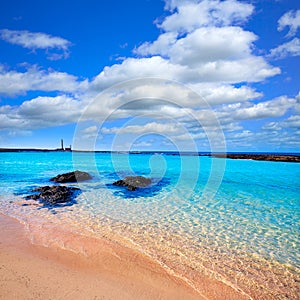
[
  {"x1": 136, "y1": 26, "x2": 257, "y2": 63},
  {"x1": 0, "y1": 29, "x2": 70, "y2": 49},
  {"x1": 90, "y1": 56, "x2": 185, "y2": 90},
  {"x1": 82, "y1": 125, "x2": 98, "y2": 134},
  {"x1": 134, "y1": 32, "x2": 177, "y2": 57},
  {"x1": 98, "y1": 3, "x2": 279, "y2": 91},
  {"x1": 160, "y1": 0, "x2": 254, "y2": 33},
  {"x1": 170, "y1": 27, "x2": 256, "y2": 65},
  {"x1": 101, "y1": 120, "x2": 210, "y2": 146},
  {"x1": 225, "y1": 96, "x2": 296, "y2": 120},
  {"x1": 102, "y1": 122, "x2": 184, "y2": 135},
  {"x1": 261, "y1": 115, "x2": 300, "y2": 144},
  {"x1": 0, "y1": 66, "x2": 88, "y2": 96},
  {"x1": 282, "y1": 115, "x2": 300, "y2": 129},
  {"x1": 188, "y1": 56, "x2": 279, "y2": 83},
  {"x1": 1, "y1": 87, "x2": 298, "y2": 151},
  {"x1": 0, "y1": 95, "x2": 82, "y2": 130},
  {"x1": 278, "y1": 9, "x2": 300, "y2": 37},
  {"x1": 73, "y1": 87, "x2": 299, "y2": 149},
  {"x1": 89, "y1": 79, "x2": 262, "y2": 119},
  {"x1": 269, "y1": 38, "x2": 300, "y2": 59},
  {"x1": 262, "y1": 121, "x2": 282, "y2": 132},
  {"x1": 80, "y1": 125, "x2": 99, "y2": 139},
  {"x1": 132, "y1": 141, "x2": 152, "y2": 148},
  {"x1": 90, "y1": 55, "x2": 279, "y2": 92},
  {"x1": 0, "y1": 29, "x2": 71, "y2": 59},
  {"x1": 227, "y1": 130, "x2": 253, "y2": 139},
  {"x1": 19, "y1": 95, "x2": 81, "y2": 121},
  {"x1": 189, "y1": 83, "x2": 262, "y2": 105}
]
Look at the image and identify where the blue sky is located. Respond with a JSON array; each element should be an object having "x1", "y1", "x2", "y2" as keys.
[{"x1": 0, "y1": 0, "x2": 299, "y2": 152}]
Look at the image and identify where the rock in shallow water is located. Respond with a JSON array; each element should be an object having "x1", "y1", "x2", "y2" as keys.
[
  {"x1": 113, "y1": 176, "x2": 151, "y2": 191},
  {"x1": 26, "y1": 185, "x2": 80, "y2": 205},
  {"x1": 50, "y1": 170, "x2": 92, "y2": 183}
]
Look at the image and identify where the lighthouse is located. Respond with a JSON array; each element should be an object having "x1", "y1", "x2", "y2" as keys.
[{"x1": 61, "y1": 139, "x2": 64, "y2": 150}]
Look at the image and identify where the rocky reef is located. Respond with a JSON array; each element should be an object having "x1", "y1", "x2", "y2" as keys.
[
  {"x1": 24, "y1": 170, "x2": 91, "y2": 207},
  {"x1": 26, "y1": 185, "x2": 80, "y2": 206},
  {"x1": 113, "y1": 176, "x2": 151, "y2": 191},
  {"x1": 50, "y1": 170, "x2": 92, "y2": 183}
]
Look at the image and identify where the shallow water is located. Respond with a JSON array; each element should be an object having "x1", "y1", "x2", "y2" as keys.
[{"x1": 0, "y1": 151, "x2": 299, "y2": 299}]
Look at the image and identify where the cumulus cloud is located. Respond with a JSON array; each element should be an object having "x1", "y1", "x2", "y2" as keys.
[
  {"x1": 220, "y1": 96, "x2": 296, "y2": 121},
  {"x1": 0, "y1": 65, "x2": 88, "y2": 96},
  {"x1": 0, "y1": 29, "x2": 71, "y2": 60},
  {"x1": 161, "y1": 0, "x2": 254, "y2": 33},
  {"x1": 19, "y1": 96, "x2": 80, "y2": 120},
  {"x1": 95, "y1": 1, "x2": 279, "y2": 92},
  {"x1": 89, "y1": 78, "x2": 262, "y2": 119},
  {"x1": 101, "y1": 120, "x2": 209, "y2": 147},
  {"x1": 90, "y1": 55, "x2": 279, "y2": 91},
  {"x1": 0, "y1": 95, "x2": 82, "y2": 130},
  {"x1": 136, "y1": 26, "x2": 257, "y2": 64},
  {"x1": 169, "y1": 27, "x2": 256, "y2": 65},
  {"x1": 190, "y1": 83, "x2": 262, "y2": 105},
  {"x1": 97, "y1": 93, "x2": 297, "y2": 143},
  {"x1": 269, "y1": 38, "x2": 300, "y2": 59},
  {"x1": 134, "y1": 32, "x2": 177, "y2": 57},
  {"x1": 278, "y1": 10, "x2": 300, "y2": 37},
  {"x1": 90, "y1": 57, "x2": 185, "y2": 90}
]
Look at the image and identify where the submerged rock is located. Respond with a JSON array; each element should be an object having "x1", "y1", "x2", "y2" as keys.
[
  {"x1": 113, "y1": 176, "x2": 151, "y2": 191},
  {"x1": 50, "y1": 170, "x2": 92, "y2": 183},
  {"x1": 26, "y1": 185, "x2": 80, "y2": 205}
]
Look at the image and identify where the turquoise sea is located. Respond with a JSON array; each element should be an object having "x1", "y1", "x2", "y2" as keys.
[{"x1": 0, "y1": 151, "x2": 299, "y2": 299}]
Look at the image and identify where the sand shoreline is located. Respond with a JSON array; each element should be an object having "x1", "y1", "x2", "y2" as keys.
[
  {"x1": 0, "y1": 213, "x2": 204, "y2": 299},
  {"x1": 0, "y1": 212, "x2": 250, "y2": 300}
]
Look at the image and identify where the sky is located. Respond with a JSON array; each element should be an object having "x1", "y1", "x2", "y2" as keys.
[{"x1": 0, "y1": 0, "x2": 299, "y2": 152}]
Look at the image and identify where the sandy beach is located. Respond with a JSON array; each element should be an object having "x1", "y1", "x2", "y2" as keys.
[
  {"x1": 0, "y1": 212, "x2": 251, "y2": 300},
  {"x1": 0, "y1": 213, "x2": 204, "y2": 300}
]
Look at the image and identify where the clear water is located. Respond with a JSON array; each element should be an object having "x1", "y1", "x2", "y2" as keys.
[{"x1": 0, "y1": 151, "x2": 299, "y2": 299}]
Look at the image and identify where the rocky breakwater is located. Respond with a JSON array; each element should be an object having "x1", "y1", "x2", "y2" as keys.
[
  {"x1": 25, "y1": 171, "x2": 92, "y2": 207},
  {"x1": 113, "y1": 176, "x2": 151, "y2": 191}
]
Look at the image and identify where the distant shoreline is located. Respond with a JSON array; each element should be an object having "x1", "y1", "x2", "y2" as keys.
[
  {"x1": 212, "y1": 153, "x2": 300, "y2": 162},
  {"x1": 0, "y1": 148, "x2": 299, "y2": 162}
]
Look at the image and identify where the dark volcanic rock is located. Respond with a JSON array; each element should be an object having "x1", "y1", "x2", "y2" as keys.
[
  {"x1": 26, "y1": 185, "x2": 80, "y2": 205},
  {"x1": 113, "y1": 176, "x2": 151, "y2": 191},
  {"x1": 50, "y1": 170, "x2": 92, "y2": 183},
  {"x1": 213, "y1": 154, "x2": 300, "y2": 163}
]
